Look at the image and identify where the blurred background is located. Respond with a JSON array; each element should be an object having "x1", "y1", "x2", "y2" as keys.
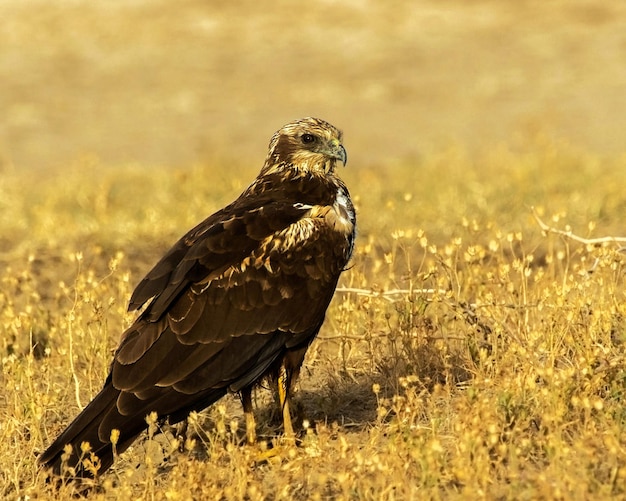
[{"x1": 1, "y1": 0, "x2": 625, "y2": 172}]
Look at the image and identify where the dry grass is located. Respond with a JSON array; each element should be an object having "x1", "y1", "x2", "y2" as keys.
[{"x1": 2, "y1": 135, "x2": 626, "y2": 499}]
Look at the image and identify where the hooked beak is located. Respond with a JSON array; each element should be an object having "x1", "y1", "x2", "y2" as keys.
[{"x1": 327, "y1": 138, "x2": 347, "y2": 166}]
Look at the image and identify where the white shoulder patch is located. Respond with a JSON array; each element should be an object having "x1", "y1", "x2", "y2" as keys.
[
  {"x1": 293, "y1": 203, "x2": 314, "y2": 210},
  {"x1": 333, "y1": 188, "x2": 355, "y2": 226}
]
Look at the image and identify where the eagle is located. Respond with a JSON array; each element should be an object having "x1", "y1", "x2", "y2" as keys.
[{"x1": 39, "y1": 117, "x2": 355, "y2": 478}]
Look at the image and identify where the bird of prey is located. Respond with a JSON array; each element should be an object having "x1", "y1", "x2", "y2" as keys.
[{"x1": 39, "y1": 117, "x2": 355, "y2": 478}]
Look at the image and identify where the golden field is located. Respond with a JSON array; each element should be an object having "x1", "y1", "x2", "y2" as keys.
[
  {"x1": 3, "y1": 142, "x2": 626, "y2": 499},
  {"x1": 2, "y1": 1, "x2": 626, "y2": 499}
]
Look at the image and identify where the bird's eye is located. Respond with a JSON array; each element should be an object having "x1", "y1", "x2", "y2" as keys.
[{"x1": 301, "y1": 133, "x2": 316, "y2": 144}]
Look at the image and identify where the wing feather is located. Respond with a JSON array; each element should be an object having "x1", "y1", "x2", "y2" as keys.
[
  {"x1": 171, "y1": 332, "x2": 290, "y2": 394},
  {"x1": 111, "y1": 190, "x2": 340, "y2": 388},
  {"x1": 167, "y1": 290, "x2": 207, "y2": 336},
  {"x1": 112, "y1": 230, "x2": 343, "y2": 396},
  {"x1": 115, "y1": 321, "x2": 165, "y2": 365}
]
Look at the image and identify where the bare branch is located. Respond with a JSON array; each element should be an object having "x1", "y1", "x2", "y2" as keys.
[
  {"x1": 531, "y1": 206, "x2": 626, "y2": 246},
  {"x1": 336, "y1": 287, "x2": 448, "y2": 301}
]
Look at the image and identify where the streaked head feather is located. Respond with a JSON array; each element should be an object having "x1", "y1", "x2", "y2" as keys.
[{"x1": 262, "y1": 117, "x2": 346, "y2": 175}]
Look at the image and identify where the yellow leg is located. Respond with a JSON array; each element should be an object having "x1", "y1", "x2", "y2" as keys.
[
  {"x1": 278, "y1": 365, "x2": 295, "y2": 441},
  {"x1": 249, "y1": 365, "x2": 299, "y2": 463},
  {"x1": 241, "y1": 388, "x2": 257, "y2": 445}
]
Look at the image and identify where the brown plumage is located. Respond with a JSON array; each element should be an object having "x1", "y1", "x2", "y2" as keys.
[{"x1": 39, "y1": 117, "x2": 355, "y2": 478}]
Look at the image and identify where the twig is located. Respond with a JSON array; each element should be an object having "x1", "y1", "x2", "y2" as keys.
[
  {"x1": 335, "y1": 287, "x2": 448, "y2": 302},
  {"x1": 531, "y1": 206, "x2": 626, "y2": 246},
  {"x1": 336, "y1": 287, "x2": 447, "y2": 296}
]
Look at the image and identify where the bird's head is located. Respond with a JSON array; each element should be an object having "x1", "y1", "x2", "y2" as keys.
[{"x1": 263, "y1": 117, "x2": 347, "y2": 175}]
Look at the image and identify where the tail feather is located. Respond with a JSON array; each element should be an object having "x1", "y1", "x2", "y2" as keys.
[
  {"x1": 39, "y1": 377, "x2": 229, "y2": 478},
  {"x1": 39, "y1": 382, "x2": 124, "y2": 477}
]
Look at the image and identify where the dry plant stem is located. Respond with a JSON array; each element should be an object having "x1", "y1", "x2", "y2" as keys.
[
  {"x1": 68, "y1": 258, "x2": 83, "y2": 410},
  {"x1": 531, "y1": 206, "x2": 626, "y2": 246},
  {"x1": 336, "y1": 287, "x2": 447, "y2": 301}
]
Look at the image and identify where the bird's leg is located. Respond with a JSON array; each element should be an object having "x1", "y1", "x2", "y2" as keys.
[
  {"x1": 249, "y1": 367, "x2": 296, "y2": 464},
  {"x1": 241, "y1": 387, "x2": 257, "y2": 445},
  {"x1": 278, "y1": 364, "x2": 295, "y2": 442},
  {"x1": 175, "y1": 419, "x2": 188, "y2": 450}
]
